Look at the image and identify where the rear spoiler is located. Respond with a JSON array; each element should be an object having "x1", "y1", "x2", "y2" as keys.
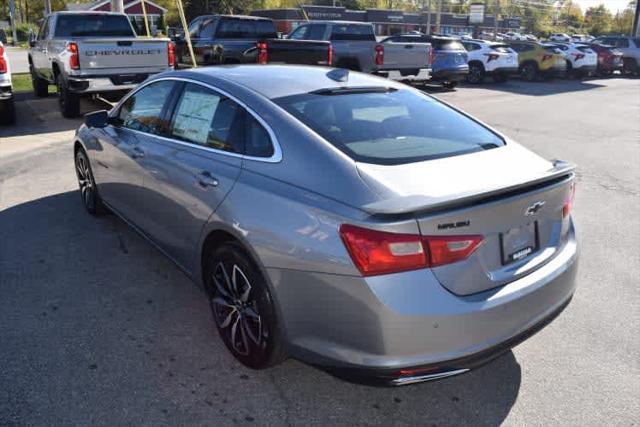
[{"x1": 361, "y1": 160, "x2": 576, "y2": 216}]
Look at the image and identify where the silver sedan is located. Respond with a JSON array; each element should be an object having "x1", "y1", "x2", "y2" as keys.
[{"x1": 73, "y1": 65, "x2": 578, "y2": 385}]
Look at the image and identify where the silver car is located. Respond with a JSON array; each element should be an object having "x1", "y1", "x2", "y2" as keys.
[{"x1": 74, "y1": 65, "x2": 579, "y2": 385}]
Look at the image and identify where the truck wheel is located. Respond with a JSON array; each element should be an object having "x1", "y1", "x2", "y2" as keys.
[
  {"x1": 31, "y1": 67, "x2": 49, "y2": 98},
  {"x1": 467, "y1": 62, "x2": 485, "y2": 84},
  {"x1": 622, "y1": 58, "x2": 639, "y2": 76},
  {"x1": 0, "y1": 97, "x2": 16, "y2": 125},
  {"x1": 57, "y1": 74, "x2": 80, "y2": 118}
]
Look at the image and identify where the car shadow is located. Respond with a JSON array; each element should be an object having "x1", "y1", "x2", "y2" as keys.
[
  {"x1": 453, "y1": 76, "x2": 610, "y2": 96},
  {"x1": 0, "y1": 191, "x2": 521, "y2": 425}
]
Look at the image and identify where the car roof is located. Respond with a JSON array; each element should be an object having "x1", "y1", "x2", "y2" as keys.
[
  {"x1": 170, "y1": 65, "x2": 406, "y2": 100},
  {"x1": 197, "y1": 14, "x2": 271, "y2": 21}
]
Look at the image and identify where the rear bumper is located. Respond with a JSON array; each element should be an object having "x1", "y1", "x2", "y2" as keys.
[
  {"x1": 431, "y1": 68, "x2": 469, "y2": 82},
  {"x1": 270, "y1": 221, "x2": 578, "y2": 385},
  {"x1": 376, "y1": 68, "x2": 431, "y2": 82},
  {"x1": 0, "y1": 84, "x2": 13, "y2": 101}
]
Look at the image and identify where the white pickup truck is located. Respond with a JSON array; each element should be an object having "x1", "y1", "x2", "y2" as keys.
[{"x1": 28, "y1": 12, "x2": 174, "y2": 117}]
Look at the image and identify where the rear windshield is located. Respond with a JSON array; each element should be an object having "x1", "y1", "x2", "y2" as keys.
[
  {"x1": 216, "y1": 18, "x2": 277, "y2": 39},
  {"x1": 432, "y1": 40, "x2": 464, "y2": 51},
  {"x1": 54, "y1": 14, "x2": 135, "y2": 37},
  {"x1": 330, "y1": 24, "x2": 375, "y2": 41},
  {"x1": 274, "y1": 89, "x2": 504, "y2": 165}
]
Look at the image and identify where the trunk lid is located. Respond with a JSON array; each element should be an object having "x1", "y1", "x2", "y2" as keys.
[
  {"x1": 77, "y1": 38, "x2": 169, "y2": 74},
  {"x1": 357, "y1": 143, "x2": 575, "y2": 295}
]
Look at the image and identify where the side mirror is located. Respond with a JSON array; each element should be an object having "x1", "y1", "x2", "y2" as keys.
[{"x1": 84, "y1": 110, "x2": 109, "y2": 128}]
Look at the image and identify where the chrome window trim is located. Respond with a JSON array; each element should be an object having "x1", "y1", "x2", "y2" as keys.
[{"x1": 109, "y1": 76, "x2": 283, "y2": 163}]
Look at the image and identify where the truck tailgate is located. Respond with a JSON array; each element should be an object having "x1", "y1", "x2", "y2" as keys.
[
  {"x1": 77, "y1": 38, "x2": 169, "y2": 74},
  {"x1": 379, "y1": 42, "x2": 431, "y2": 71}
]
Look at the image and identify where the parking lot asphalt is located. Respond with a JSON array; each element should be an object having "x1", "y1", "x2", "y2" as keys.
[{"x1": 1, "y1": 77, "x2": 639, "y2": 426}]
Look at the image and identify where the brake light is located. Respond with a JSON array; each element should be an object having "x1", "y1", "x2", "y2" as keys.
[
  {"x1": 542, "y1": 54, "x2": 552, "y2": 61},
  {"x1": 424, "y1": 235, "x2": 484, "y2": 268},
  {"x1": 339, "y1": 224, "x2": 484, "y2": 276},
  {"x1": 572, "y1": 52, "x2": 585, "y2": 60},
  {"x1": 485, "y1": 53, "x2": 499, "y2": 62},
  {"x1": 257, "y1": 41, "x2": 268, "y2": 64},
  {"x1": 167, "y1": 42, "x2": 175, "y2": 67},
  {"x1": 328, "y1": 43, "x2": 333, "y2": 66},
  {"x1": 428, "y1": 48, "x2": 434, "y2": 66},
  {"x1": 375, "y1": 44, "x2": 384, "y2": 66},
  {"x1": 68, "y1": 42, "x2": 79, "y2": 70},
  {"x1": 0, "y1": 45, "x2": 6, "y2": 74},
  {"x1": 563, "y1": 181, "x2": 576, "y2": 218}
]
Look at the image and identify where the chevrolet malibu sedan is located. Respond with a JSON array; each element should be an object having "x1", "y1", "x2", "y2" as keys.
[{"x1": 74, "y1": 65, "x2": 578, "y2": 385}]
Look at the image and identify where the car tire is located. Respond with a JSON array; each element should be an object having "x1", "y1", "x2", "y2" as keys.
[
  {"x1": 622, "y1": 58, "x2": 639, "y2": 76},
  {"x1": 57, "y1": 74, "x2": 80, "y2": 118},
  {"x1": 443, "y1": 81, "x2": 458, "y2": 89},
  {"x1": 521, "y1": 63, "x2": 538, "y2": 82},
  {"x1": 205, "y1": 242, "x2": 287, "y2": 370},
  {"x1": 492, "y1": 73, "x2": 508, "y2": 83},
  {"x1": 31, "y1": 67, "x2": 49, "y2": 98},
  {"x1": 467, "y1": 62, "x2": 485, "y2": 84},
  {"x1": 74, "y1": 148, "x2": 106, "y2": 216},
  {"x1": 0, "y1": 97, "x2": 16, "y2": 125}
]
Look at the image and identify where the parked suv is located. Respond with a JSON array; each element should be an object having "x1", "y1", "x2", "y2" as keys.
[
  {"x1": 461, "y1": 39, "x2": 518, "y2": 83},
  {"x1": 28, "y1": 12, "x2": 174, "y2": 117},
  {"x1": 580, "y1": 42, "x2": 623, "y2": 76},
  {"x1": 593, "y1": 36, "x2": 640, "y2": 75},
  {"x1": 508, "y1": 41, "x2": 566, "y2": 81},
  {"x1": 387, "y1": 34, "x2": 468, "y2": 88},
  {"x1": 174, "y1": 15, "x2": 331, "y2": 67},
  {"x1": 0, "y1": 41, "x2": 15, "y2": 124},
  {"x1": 549, "y1": 42, "x2": 597, "y2": 77}
]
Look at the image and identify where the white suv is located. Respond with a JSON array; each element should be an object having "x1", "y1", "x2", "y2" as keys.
[
  {"x1": 461, "y1": 39, "x2": 519, "y2": 83},
  {"x1": 0, "y1": 41, "x2": 15, "y2": 125},
  {"x1": 549, "y1": 42, "x2": 598, "y2": 77},
  {"x1": 549, "y1": 33, "x2": 571, "y2": 42}
]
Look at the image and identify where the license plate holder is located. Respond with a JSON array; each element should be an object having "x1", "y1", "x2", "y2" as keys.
[{"x1": 500, "y1": 222, "x2": 539, "y2": 265}]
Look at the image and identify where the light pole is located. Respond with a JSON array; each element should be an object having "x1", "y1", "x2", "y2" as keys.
[
  {"x1": 111, "y1": 0, "x2": 124, "y2": 13},
  {"x1": 9, "y1": 0, "x2": 18, "y2": 46}
]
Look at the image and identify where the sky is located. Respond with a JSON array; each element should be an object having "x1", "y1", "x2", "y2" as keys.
[{"x1": 572, "y1": 0, "x2": 633, "y2": 14}]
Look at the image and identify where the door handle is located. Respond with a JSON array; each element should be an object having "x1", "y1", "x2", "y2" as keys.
[
  {"x1": 131, "y1": 146, "x2": 145, "y2": 159},
  {"x1": 197, "y1": 171, "x2": 219, "y2": 188}
]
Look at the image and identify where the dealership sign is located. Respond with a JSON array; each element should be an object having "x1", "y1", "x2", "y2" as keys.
[{"x1": 469, "y1": 3, "x2": 485, "y2": 24}]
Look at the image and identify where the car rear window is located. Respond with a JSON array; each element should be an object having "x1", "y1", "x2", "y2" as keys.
[
  {"x1": 216, "y1": 18, "x2": 277, "y2": 39},
  {"x1": 432, "y1": 40, "x2": 464, "y2": 51},
  {"x1": 274, "y1": 89, "x2": 504, "y2": 165},
  {"x1": 330, "y1": 24, "x2": 375, "y2": 41},
  {"x1": 54, "y1": 14, "x2": 135, "y2": 37}
]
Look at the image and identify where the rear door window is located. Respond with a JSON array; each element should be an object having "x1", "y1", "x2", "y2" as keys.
[
  {"x1": 288, "y1": 25, "x2": 309, "y2": 40},
  {"x1": 169, "y1": 83, "x2": 243, "y2": 153},
  {"x1": 216, "y1": 19, "x2": 277, "y2": 39},
  {"x1": 274, "y1": 89, "x2": 504, "y2": 165},
  {"x1": 433, "y1": 39, "x2": 465, "y2": 51},
  {"x1": 307, "y1": 24, "x2": 326, "y2": 40}
]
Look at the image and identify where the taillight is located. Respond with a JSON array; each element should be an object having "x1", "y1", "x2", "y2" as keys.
[
  {"x1": 542, "y1": 54, "x2": 552, "y2": 61},
  {"x1": 339, "y1": 224, "x2": 483, "y2": 276},
  {"x1": 428, "y1": 48, "x2": 434, "y2": 66},
  {"x1": 563, "y1": 181, "x2": 576, "y2": 218},
  {"x1": 375, "y1": 44, "x2": 384, "y2": 66},
  {"x1": 423, "y1": 235, "x2": 484, "y2": 268},
  {"x1": 485, "y1": 53, "x2": 499, "y2": 62},
  {"x1": 572, "y1": 53, "x2": 585, "y2": 60},
  {"x1": 0, "y1": 45, "x2": 6, "y2": 74},
  {"x1": 68, "y1": 42, "x2": 79, "y2": 70},
  {"x1": 257, "y1": 41, "x2": 268, "y2": 64},
  {"x1": 167, "y1": 42, "x2": 176, "y2": 67},
  {"x1": 327, "y1": 43, "x2": 333, "y2": 66}
]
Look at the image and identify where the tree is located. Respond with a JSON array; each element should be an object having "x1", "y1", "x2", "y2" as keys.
[
  {"x1": 585, "y1": 4, "x2": 613, "y2": 35},
  {"x1": 612, "y1": 0, "x2": 636, "y2": 35},
  {"x1": 559, "y1": 0, "x2": 584, "y2": 32}
]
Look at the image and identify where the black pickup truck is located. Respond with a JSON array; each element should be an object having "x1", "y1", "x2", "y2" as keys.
[{"x1": 174, "y1": 15, "x2": 331, "y2": 67}]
